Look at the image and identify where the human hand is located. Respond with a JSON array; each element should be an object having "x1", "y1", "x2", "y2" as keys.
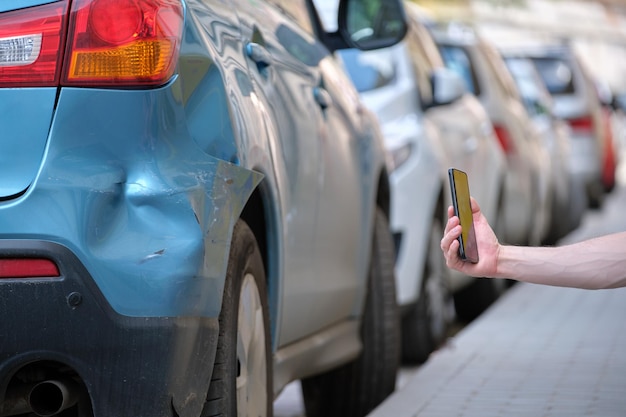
[{"x1": 440, "y1": 197, "x2": 500, "y2": 278}]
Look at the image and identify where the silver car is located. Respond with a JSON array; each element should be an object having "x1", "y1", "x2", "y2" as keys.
[{"x1": 433, "y1": 25, "x2": 553, "y2": 247}]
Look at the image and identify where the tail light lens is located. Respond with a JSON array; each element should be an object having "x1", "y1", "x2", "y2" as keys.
[
  {"x1": 0, "y1": 258, "x2": 60, "y2": 279},
  {"x1": 493, "y1": 124, "x2": 513, "y2": 154},
  {"x1": 63, "y1": 0, "x2": 183, "y2": 87},
  {"x1": 0, "y1": 0, "x2": 183, "y2": 88},
  {"x1": 566, "y1": 115, "x2": 594, "y2": 133},
  {"x1": 0, "y1": 2, "x2": 69, "y2": 87}
]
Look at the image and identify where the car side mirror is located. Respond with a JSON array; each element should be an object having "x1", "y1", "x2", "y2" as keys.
[
  {"x1": 612, "y1": 94, "x2": 626, "y2": 113},
  {"x1": 430, "y1": 67, "x2": 466, "y2": 107},
  {"x1": 315, "y1": 0, "x2": 408, "y2": 52}
]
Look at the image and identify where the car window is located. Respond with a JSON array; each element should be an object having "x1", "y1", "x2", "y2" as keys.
[
  {"x1": 532, "y1": 57, "x2": 575, "y2": 95},
  {"x1": 255, "y1": 0, "x2": 327, "y2": 68},
  {"x1": 505, "y1": 57, "x2": 552, "y2": 117},
  {"x1": 269, "y1": 0, "x2": 315, "y2": 35},
  {"x1": 339, "y1": 48, "x2": 396, "y2": 93},
  {"x1": 439, "y1": 44, "x2": 479, "y2": 95},
  {"x1": 275, "y1": 23, "x2": 327, "y2": 67}
]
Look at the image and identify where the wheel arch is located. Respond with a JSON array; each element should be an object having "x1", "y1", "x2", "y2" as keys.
[
  {"x1": 376, "y1": 167, "x2": 392, "y2": 218},
  {"x1": 239, "y1": 177, "x2": 281, "y2": 351}
]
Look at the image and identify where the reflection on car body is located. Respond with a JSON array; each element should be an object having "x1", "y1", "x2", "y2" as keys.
[{"x1": 0, "y1": 0, "x2": 408, "y2": 416}]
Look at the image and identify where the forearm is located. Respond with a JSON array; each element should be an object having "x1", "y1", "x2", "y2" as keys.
[{"x1": 494, "y1": 232, "x2": 626, "y2": 289}]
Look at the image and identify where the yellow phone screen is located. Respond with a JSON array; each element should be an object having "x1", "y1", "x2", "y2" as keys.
[{"x1": 449, "y1": 168, "x2": 479, "y2": 263}]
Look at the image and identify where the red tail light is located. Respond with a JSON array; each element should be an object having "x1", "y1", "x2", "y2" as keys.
[
  {"x1": 493, "y1": 124, "x2": 513, "y2": 154},
  {"x1": 62, "y1": 0, "x2": 184, "y2": 87},
  {"x1": 0, "y1": 0, "x2": 183, "y2": 88},
  {"x1": 0, "y1": 258, "x2": 60, "y2": 279},
  {"x1": 566, "y1": 115, "x2": 594, "y2": 133},
  {"x1": 0, "y1": 2, "x2": 69, "y2": 87}
]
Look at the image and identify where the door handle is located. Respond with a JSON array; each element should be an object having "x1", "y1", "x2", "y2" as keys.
[
  {"x1": 314, "y1": 86, "x2": 332, "y2": 110},
  {"x1": 246, "y1": 42, "x2": 272, "y2": 70}
]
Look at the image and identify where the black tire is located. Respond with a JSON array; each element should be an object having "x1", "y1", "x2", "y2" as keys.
[
  {"x1": 202, "y1": 220, "x2": 272, "y2": 417},
  {"x1": 401, "y1": 216, "x2": 453, "y2": 364},
  {"x1": 301, "y1": 208, "x2": 400, "y2": 417},
  {"x1": 567, "y1": 176, "x2": 588, "y2": 233},
  {"x1": 453, "y1": 277, "x2": 500, "y2": 323}
]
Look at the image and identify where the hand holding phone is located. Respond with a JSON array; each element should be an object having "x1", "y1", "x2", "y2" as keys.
[{"x1": 448, "y1": 168, "x2": 479, "y2": 263}]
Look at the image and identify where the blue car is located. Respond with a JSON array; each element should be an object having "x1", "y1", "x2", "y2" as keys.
[{"x1": 0, "y1": 0, "x2": 407, "y2": 416}]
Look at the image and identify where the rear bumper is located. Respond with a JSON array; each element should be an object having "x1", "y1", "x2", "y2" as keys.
[{"x1": 0, "y1": 240, "x2": 218, "y2": 417}]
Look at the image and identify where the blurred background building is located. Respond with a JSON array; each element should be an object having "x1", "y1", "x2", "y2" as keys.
[{"x1": 411, "y1": 0, "x2": 626, "y2": 94}]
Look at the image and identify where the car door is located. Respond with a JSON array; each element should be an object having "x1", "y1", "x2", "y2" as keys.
[{"x1": 231, "y1": 0, "x2": 364, "y2": 346}]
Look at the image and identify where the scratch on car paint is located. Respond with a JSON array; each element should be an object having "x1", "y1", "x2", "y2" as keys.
[{"x1": 140, "y1": 249, "x2": 166, "y2": 264}]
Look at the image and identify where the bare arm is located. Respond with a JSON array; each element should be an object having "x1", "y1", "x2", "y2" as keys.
[
  {"x1": 496, "y1": 233, "x2": 626, "y2": 289},
  {"x1": 441, "y1": 198, "x2": 626, "y2": 290}
]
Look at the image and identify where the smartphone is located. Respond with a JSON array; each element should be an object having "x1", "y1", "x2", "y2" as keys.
[{"x1": 448, "y1": 168, "x2": 479, "y2": 263}]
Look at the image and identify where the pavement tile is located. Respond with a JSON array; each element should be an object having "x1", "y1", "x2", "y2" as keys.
[{"x1": 367, "y1": 283, "x2": 626, "y2": 417}]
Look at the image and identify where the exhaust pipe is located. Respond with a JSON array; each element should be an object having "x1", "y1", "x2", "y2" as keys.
[{"x1": 28, "y1": 379, "x2": 79, "y2": 417}]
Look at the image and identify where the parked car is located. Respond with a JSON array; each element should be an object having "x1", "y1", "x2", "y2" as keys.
[
  {"x1": 338, "y1": 43, "x2": 453, "y2": 361},
  {"x1": 0, "y1": 1, "x2": 407, "y2": 416},
  {"x1": 338, "y1": 5, "x2": 506, "y2": 334},
  {"x1": 502, "y1": 55, "x2": 587, "y2": 242},
  {"x1": 432, "y1": 24, "x2": 553, "y2": 247},
  {"x1": 519, "y1": 42, "x2": 614, "y2": 207}
]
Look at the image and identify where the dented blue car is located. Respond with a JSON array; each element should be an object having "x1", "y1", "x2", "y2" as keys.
[{"x1": 0, "y1": 0, "x2": 407, "y2": 416}]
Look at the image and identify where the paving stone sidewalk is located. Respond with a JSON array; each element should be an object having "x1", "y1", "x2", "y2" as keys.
[{"x1": 368, "y1": 282, "x2": 626, "y2": 417}]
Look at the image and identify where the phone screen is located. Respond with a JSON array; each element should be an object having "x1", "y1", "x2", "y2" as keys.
[{"x1": 448, "y1": 168, "x2": 479, "y2": 263}]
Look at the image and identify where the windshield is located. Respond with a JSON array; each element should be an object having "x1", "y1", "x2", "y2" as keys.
[
  {"x1": 339, "y1": 48, "x2": 397, "y2": 93},
  {"x1": 439, "y1": 44, "x2": 478, "y2": 95}
]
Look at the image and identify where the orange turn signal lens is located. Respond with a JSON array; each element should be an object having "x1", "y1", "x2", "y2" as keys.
[
  {"x1": 67, "y1": 40, "x2": 174, "y2": 82},
  {"x1": 63, "y1": 0, "x2": 183, "y2": 87}
]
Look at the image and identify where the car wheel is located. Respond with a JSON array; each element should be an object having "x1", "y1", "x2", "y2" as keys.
[
  {"x1": 401, "y1": 215, "x2": 453, "y2": 364},
  {"x1": 567, "y1": 175, "x2": 588, "y2": 232},
  {"x1": 202, "y1": 219, "x2": 272, "y2": 417},
  {"x1": 453, "y1": 277, "x2": 501, "y2": 323},
  {"x1": 301, "y1": 207, "x2": 400, "y2": 417}
]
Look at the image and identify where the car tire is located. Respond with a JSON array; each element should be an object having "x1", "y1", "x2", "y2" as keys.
[
  {"x1": 202, "y1": 219, "x2": 272, "y2": 417},
  {"x1": 453, "y1": 277, "x2": 500, "y2": 323},
  {"x1": 301, "y1": 207, "x2": 400, "y2": 417},
  {"x1": 401, "y1": 215, "x2": 453, "y2": 364},
  {"x1": 567, "y1": 175, "x2": 588, "y2": 233}
]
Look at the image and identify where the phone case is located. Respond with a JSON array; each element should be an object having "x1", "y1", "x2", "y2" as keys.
[{"x1": 448, "y1": 168, "x2": 479, "y2": 263}]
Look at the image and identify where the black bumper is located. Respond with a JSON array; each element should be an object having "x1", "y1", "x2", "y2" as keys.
[{"x1": 0, "y1": 240, "x2": 219, "y2": 417}]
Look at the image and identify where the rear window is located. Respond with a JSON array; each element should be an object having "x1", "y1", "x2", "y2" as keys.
[{"x1": 532, "y1": 57, "x2": 575, "y2": 95}]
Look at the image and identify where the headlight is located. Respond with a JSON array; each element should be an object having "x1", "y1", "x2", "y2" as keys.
[{"x1": 388, "y1": 142, "x2": 414, "y2": 172}]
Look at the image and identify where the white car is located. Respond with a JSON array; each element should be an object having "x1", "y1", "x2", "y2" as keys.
[{"x1": 338, "y1": 12, "x2": 506, "y2": 359}]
